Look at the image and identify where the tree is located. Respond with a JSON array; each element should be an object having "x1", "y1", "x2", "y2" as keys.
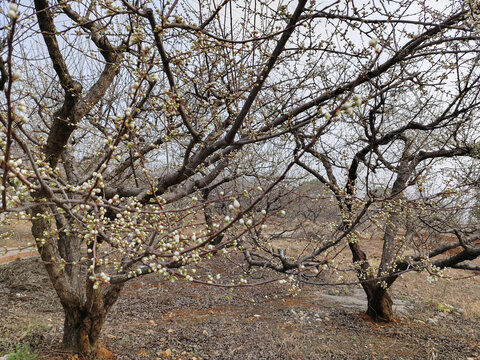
[
  {"x1": 2, "y1": 0, "x2": 480, "y2": 357},
  {"x1": 243, "y1": 1, "x2": 480, "y2": 321},
  {"x1": 0, "y1": 0, "x2": 328, "y2": 355}
]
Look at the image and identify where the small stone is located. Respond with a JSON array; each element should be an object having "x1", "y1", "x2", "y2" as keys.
[{"x1": 163, "y1": 349, "x2": 172, "y2": 358}]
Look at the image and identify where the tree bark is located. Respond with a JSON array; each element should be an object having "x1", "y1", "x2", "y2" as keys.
[
  {"x1": 364, "y1": 284, "x2": 394, "y2": 322},
  {"x1": 202, "y1": 187, "x2": 224, "y2": 245},
  {"x1": 347, "y1": 237, "x2": 395, "y2": 322},
  {"x1": 379, "y1": 157, "x2": 411, "y2": 275},
  {"x1": 61, "y1": 282, "x2": 123, "y2": 358},
  {"x1": 62, "y1": 304, "x2": 106, "y2": 357},
  {"x1": 363, "y1": 155, "x2": 411, "y2": 322},
  {"x1": 30, "y1": 204, "x2": 124, "y2": 357}
]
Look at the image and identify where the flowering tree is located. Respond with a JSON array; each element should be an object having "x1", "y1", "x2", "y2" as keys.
[
  {"x1": 244, "y1": 1, "x2": 480, "y2": 321},
  {"x1": 0, "y1": 0, "x2": 330, "y2": 355},
  {"x1": 2, "y1": 0, "x2": 480, "y2": 357}
]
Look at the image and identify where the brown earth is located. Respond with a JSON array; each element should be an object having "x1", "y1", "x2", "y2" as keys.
[
  {"x1": 0, "y1": 255, "x2": 479, "y2": 360},
  {"x1": 0, "y1": 250, "x2": 38, "y2": 265}
]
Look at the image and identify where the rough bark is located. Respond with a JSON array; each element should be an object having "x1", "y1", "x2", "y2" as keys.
[
  {"x1": 347, "y1": 243, "x2": 394, "y2": 320},
  {"x1": 62, "y1": 305, "x2": 105, "y2": 356},
  {"x1": 30, "y1": 1, "x2": 124, "y2": 355},
  {"x1": 61, "y1": 283, "x2": 123, "y2": 357},
  {"x1": 345, "y1": 241, "x2": 395, "y2": 321},
  {"x1": 364, "y1": 285, "x2": 394, "y2": 322},
  {"x1": 29, "y1": 202, "x2": 123, "y2": 357},
  {"x1": 379, "y1": 158, "x2": 411, "y2": 275},
  {"x1": 202, "y1": 187, "x2": 224, "y2": 245}
]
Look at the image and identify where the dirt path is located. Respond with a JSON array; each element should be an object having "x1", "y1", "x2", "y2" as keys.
[
  {"x1": 0, "y1": 248, "x2": 38, "y2": 264},
  {"x1": 320, "y1": 287, "x2": 414, "y2": 315}
]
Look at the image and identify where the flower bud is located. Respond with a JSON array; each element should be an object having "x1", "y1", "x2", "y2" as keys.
[{"x1": 8, "y1": 3, "x2": 18, "y2": 19}]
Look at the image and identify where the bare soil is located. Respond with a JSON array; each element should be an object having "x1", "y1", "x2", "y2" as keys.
[
  {"x1": 0, "y1": 255, "x2": 479, "y2": 360},
  {"x1": 0, "y1": 221, "x2": 34, "y2": 249}
]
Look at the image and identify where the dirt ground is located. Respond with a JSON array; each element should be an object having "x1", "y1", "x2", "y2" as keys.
[{"x1": 0, "y1": 254, "x2": 479, "y2": 360}]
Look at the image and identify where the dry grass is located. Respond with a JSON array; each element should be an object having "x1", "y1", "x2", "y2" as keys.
[{"x1": 395, "y1": 269, "x2": 480, "y2": 319}]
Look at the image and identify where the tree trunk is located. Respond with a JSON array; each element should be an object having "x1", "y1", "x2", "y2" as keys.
[
  {"x1": 30, "y1": 205, "x2": 124, "y2": 357},
  {"x1": 62, "y1": 304, "x2": 106, "y2": 357},
  {"x1": 379, "y1": 157, "x2": 411, "y2": 276},
  {"x1": 202, "y1": 187, "x2": 224, "y2": 245},
  {"x1": 365, "y1": 285, "x2": 394, "y2": 322},
  {"x1": 63, "y1": 282, "x2": 124, "y2": 357}
]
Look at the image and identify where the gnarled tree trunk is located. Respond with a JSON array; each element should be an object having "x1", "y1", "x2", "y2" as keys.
[
  {"x1": 363, "y1": 284, "x2": 394, "y2": 322},
  {"x1": 62, "y1": 304, "x2": 106, "y2": 356},
  {"x1": 60, "y1": 282, "x2": 123, "y2": 357},
  {"x1": 364, "y1": 157, "x2": 411, "y2": 322},
  {"x1": 348, "y1": 241, "x2": 396, "y2": 322},
  {"x1": 30, "y1": 205, "x2": 124, "y2": 357}
]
